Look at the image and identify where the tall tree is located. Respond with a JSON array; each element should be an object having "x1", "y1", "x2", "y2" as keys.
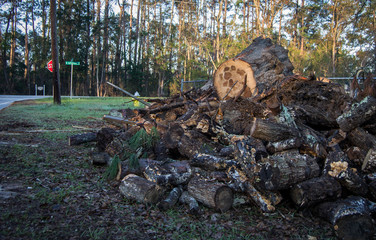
[{"x1": 50, "y1": 0, "x2": 61, "y2": 104}]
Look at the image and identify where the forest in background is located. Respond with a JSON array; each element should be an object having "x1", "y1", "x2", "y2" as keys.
[{"x1": 0, "y1": 0, "x2": 375, "y2": 97}]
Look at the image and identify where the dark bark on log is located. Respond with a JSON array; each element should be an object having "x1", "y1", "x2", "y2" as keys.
[
  {"x1": 179, "y1": 191, "x2": 200, "y2": 215},
  {"x1": 361, "y1": 148, "x2": 376, "y2": 173},
  {"x1": 297, "y1": 123, "x2": 328, "y2": 159},
  {"x1": 226, "y1": 165, "x2": 282, "y2": 213},
  {"x1": 313, "y1": 196, "x2": 376, "y2": 240},
  {"x1": 327, "y1": 129, "x2": 347, "y2": 147},
  {"x1": 323, "y1": 149, "x2": 368, "y2": 196},
  {"x1": 290, "y1": 176, "x2": 342, "y2": 208},
  {"x1": 90, "y1": 152, "x2": 111, "y2": 166},
  {"x1": 347, "y1": 127, "x2": 376, "y2": 152},
  {"x1": 191, "y1": 153, "x2": 239, "y2": 171},
  {"x1": 336, "y1": 96, "x2": 376, "y2": 132},
  {"x1": 158, "y1": 187, "x2": 183, "y2": 211},
  {"x1": 233, "y1": 137, "x2": 260, "y2": 182},
  {"x1": 369, "y1": 180, "x2": 376, "y2": 200},
  {"x1": 345, "y1": 146, "x2": 366, "y2": 166},
  {"x1": 143, "y1": 160, "x2": 192, "y2": 186},
  {"x1": 266, "y1": 138, "x2": 302, "y2": 154},
  {"x1": 119, "y1": 174, "x2": 165, "y2": 204},
  {"x1": 96, "y1": 128, "x2": 118, "y2": 151},
  {"x1": 188, "y1": 177, "x2": 233, "y2": 212},
  {"x1": 257, "y1": 150, "x2": 320, "y2": 191},
  {"x1": 68, "y1": 132, "x2": 97, "y2": 146},
  {"x1": 250, "y1": 118, "x2": 299, "y2": 142}
]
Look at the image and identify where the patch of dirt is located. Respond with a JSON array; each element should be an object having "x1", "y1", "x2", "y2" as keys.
[{"x1": 0, "y1": 122, "x2": 35, "y2": 131}]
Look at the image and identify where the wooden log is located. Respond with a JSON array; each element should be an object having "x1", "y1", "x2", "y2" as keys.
[
  {"x1": 257, "y1": 150, "x2": 320, "y2": 191},
  {"x1": 90, "y1": 152, "x2": 111, "y2": 166},
  {"x1": 143, "y1": 160, "x2": 192, "y2": 186},
  {"x1": 323, "y1": 149, "x2": 368, "y2": 196},
  {"x1": 250, "y1": 118, "x2": 299, "y2": 142},
  {"x1": 179, "y1": 191, "x2": 200, "y2": 215},
  {"x1": 68, "y1": 132, "x2": 97, "y2": 146},
  {"x1": 361, "y1": 148, "x2": 376, "y2": 173},
  {"x1": 191, "y1": 153, "x2": 240, "y2": 171},
  {"x1": 313, "y1": 196, "x2": 376, "y2": 240},
  {"x1": 266, "y1": 138, "x2": 302, "y2": 154},
  {"x1": 345, "y1": 146, "x2": 366, "y2": 166},
  {"x1": 226, "y1": 165, "x2": 282, "y2": 213},
  {"x1": 158, "y1": 187, "x2": 183, "y2": 211},
  {"x1": 369, "y1": 180, "x2": 376, "y2": 200},
  {"x1": 233, "y1": 137, "x2": 259, "y2": 182},
  {"x1": 119, "y1": 174, "x2": 164, "y2": 204},
  {"x1": 297, "y1": 123, "x2": 328, "y2": 159},
  {"x1": 213, "y1": 37, "x2": 294, "y2": 99},
  {"x1": 188, "y1": 177, "x2": 233, "y2": 212},
  {"x1": 290, "y1": 176, "x2": 342, "y2": 208},
  {"x1": 336, "y1": 96, "x2": 376, "y2": 132},
  {"x1": 103, "y1": 115, "x2": 137, "y2": 126},
  {"x1": 347, "y1": 127, "x2": 376, "y2": 152},
  {"x1": 96, "y1": 127, "x2": 118, "y2": 151}
]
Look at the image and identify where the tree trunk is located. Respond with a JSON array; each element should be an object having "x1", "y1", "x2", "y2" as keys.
[
  {"x1": 313, "y1": 196, "x2": 376, "y2": 240},
  {"x1": 250, "y1": 118, "x2": 299, "y2": 142},
  {"x1": 68, "y1": 132, "x2": 97, "y2": 146},
  {"x1": 257, "y1": 150, "x2": 320, "y2": 191},
  {"x1": 188, "y1": 177, "x2": 233, "y2": 212},
  {"x1": 119, "y1": 174, "x2": 165, "y2": 204},
  {"x1": 24, "y1": 9, "x2": 30, "y2": 94},
  {"x1": 213, "y1": 37, "x2": 294, "y2": 99},
  {"x1": 290, "y1": 176, "x2": 342, "y2": 208},
  {"x1": 50, "y1": 0, "x2": 61, "y2": 104}
]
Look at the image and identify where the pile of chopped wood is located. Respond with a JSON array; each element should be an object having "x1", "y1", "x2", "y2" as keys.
[{"x1": 70, "y1": 37, "x2": 376, "y2": 240}]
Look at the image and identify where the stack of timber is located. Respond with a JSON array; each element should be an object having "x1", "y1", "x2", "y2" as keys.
[{"x1": 70, "y1": 37, "x2": 376, "y2": 240}]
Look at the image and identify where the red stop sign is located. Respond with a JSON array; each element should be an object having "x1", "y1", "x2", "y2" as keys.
[{"x1": 48, "y1": 60, "x2": 53, "y2": 72}]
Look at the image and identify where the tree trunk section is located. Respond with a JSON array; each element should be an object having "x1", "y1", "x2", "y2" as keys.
[
  {"x1": 336, "y1": 96, "x2": 376, "y2": 132},
  {"x1": 213, "y1": 37, "x2": 294, "y2": 99},
  {"x1": 290, "y1": 176, "x2": 342, "y2": 208},
  {"x1": 188, "y1": 177, "x2": 233, "y2": 212},
  {"x1": 313, "y1": 196, "x2": 376, "y2": 240},
  {"x1": 257, "y1": 150, "x2": 320, "y2": 190},
  {"x1": 68, "y1": 132, "x2": 97, "y2": 146},
  {"x1": 119, "y1": 174, "x2": 164, "y2": 204},
  {"x1": 250, "y1": 118, "x2": 299, "y2": 142}
]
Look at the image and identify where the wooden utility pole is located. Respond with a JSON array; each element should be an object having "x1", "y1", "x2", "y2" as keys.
[{"x1": 50, "y1": 0, "x2": 61, "y2": 104}]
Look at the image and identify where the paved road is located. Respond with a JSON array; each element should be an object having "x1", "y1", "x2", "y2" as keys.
[{"x1": 0, "y1": 95, "x2": 50, "y2": 111}]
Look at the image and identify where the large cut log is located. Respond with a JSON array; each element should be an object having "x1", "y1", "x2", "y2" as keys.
[
  {"x1": 68, "y1": 132, "x2": 97, "y2": 146},
  {"x1": 290, "y1": 176, "x2": 342, "y2": 208},
  {"x1": 361, "y1": 148, "x2": 376, "y2": 173},
  {"x1": 257, "y1": 150, "x2": 320, "y2": 191},
  {"x1": 336, "y1": 96, "x2": 376, "y2": 132},
  {"x1": 96, "y1": 127, "x2": 118, "y2": 151},
  {"x1": 143, "y1": 160, "x2": 192, "y2": 186},
  {"x1": 266, "y1": 137, "x2": 302, "y2": 154},
  {"x1": 313, "y1": 196, "x2": 376, "y2": 240},
  {"x1": 119, "y1": 174, "x2": 165, "y2": 204},
  {"x1": 250, "y1": 118, "x2": 299, "y2": 142},
  {"x1": 188, "y1": 177, "x2": 233, "y2": 212},
  {"x1": 323, "y1": 149, "x2": 368, "y2": 196},
  {"x1": 213, "y1": 37, "x2": 294, "y2": 99}
]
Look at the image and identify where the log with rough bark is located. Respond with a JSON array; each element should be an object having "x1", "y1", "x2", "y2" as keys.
[
  {"x1": 323, "y1": 149, "x2": 368, "y2": 196},
  {"x1": 250, "y1": 118, "x2": 299, "y2": 142},
  {"x1": 103, "y1": 114, "x2": 137, "y2": 126},
  {"x1": 213, "y1": 37, "x2": 294, "y2": 99},
  {"x1": 336, "y1": 96, "x2": 376, "y2": 132},
  {"x1": 313, "y1": 196, "x2": 376, "y2": 240},
  {"x1": 119, "y1": 174, "x2": 165, "y2": 204},
  {"x1": 179, "y1": 191, "x2": 200, "y2": 215},
  {"x1": 143, "y1": 160, "x2": 192, "y2": 186},
  {"x1": 290, "y1": 176, "x2": 342, "y2": 208},
  {"x1": 96, "y1": 127, "x2": 118, "y2": 151},
  {"x1": 68, "y1": 132, "x2": 97, "y2": 146},
  {"x1": 188, "y1": 177, "x2": 233, "y2": 212},
  {"x1": 266, "y1": 138, "x2": 302, "y2": 154},
  {"x1": 191, "y1": 153, "x2": 239, "y2": 171},
  {"x1": 361, "y1": 148, "x2": 376, "y2": 173},
  {"x1": 158, "y1": 187, "x2": 183, "y2": 211},
  {"x1": 257, "y1": 150, "x2": 320, "y2": 191},
  {"x1": 347, "y1": 127, "x2": 376, "y2": 152}
]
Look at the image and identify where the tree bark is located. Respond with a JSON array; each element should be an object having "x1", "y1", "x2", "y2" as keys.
[
  {"x1": 50, "y1": 0, "x2": 61, "y2": 104},
  {"x1": 250, "y1": 118, "x2": 299, "y2": 142},
  {"x1": 119, "y1": 174, "x2": 164, "y2": 204},
  {"x1": 68, "y1": 132, "x2": 97, "y2": 146},
  {"x1": 188, "y1": 177, "x2": 233, "y2": 212},
  {"x1": 290, "y1": 176, "x2": 342, "y2": 208}
]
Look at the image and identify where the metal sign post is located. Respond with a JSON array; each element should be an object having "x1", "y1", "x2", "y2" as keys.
[{"x1": 65, "y1": 60, "x2": 80, "y2": 98}]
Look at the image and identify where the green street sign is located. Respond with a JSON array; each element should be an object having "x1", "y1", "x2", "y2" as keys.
[{"x1": 65, "y1": 61, "x2": 80, "y2": 65}]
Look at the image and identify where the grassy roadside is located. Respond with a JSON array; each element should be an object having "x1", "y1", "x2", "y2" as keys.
[{"x1": 0, "y1": 97, "x2": 335, "y2": 239}]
